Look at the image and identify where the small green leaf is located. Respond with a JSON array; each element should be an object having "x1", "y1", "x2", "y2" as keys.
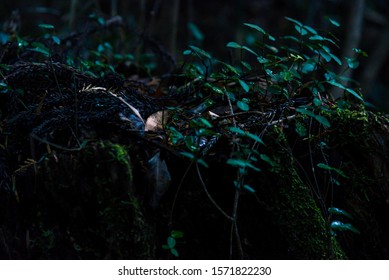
[
  {"x1": 238, "y1": 79, "x2": 250, "y2": 93},
  {"x1": 38, "y1": 23, "x2": 54, "y2": 30},
  {"x1": 51, "y1": 35, "x2": 61, "y2": 45},
  {"x1": 345, "y1": 57, "x2": 360, "y2": 69},
  {"x1": 226, "y1": 41, "x2": 241, "y2": 48},
  {"x1": 240, "y1": 61, "x2": 252, "y2": 71},
  {"x1": 189, "y1": 45, "x2": 211, "y2": 59},
  {"x1": 328, "y1": 18, "x2": 340, "y2": 27},
  {"x1": 296, "y1": 108, "x2": 315, "y2": 118},
  {"x1": 170, "y1": 248, "x2": 179, "y2": 257},
  {"x1": 285, "y1": 17, "x2": 303, "y2": 27},
  {"x1": 260, "y1": 154, "x2": 278, "y2": 167},
  {"x1": 198, "y1": 118, "x2": 213, "y2": 128},
  {"x1": 243, "y1": 184, "x2": 256, "y2": 193},
  {"x1": 180, "y1": 151, "x2": 195, "y2": 160},
  {"x1": 329, "y1": 53, "x2": 342, "y2": 65},
  {"x1": 326, "y1": 80, "x2": 363, "y2": 101},
  {"x1": 328, "y1": 207, "x2": 353, "y2": 219},
  {"x1": 197, "y1": 158, "x2": 209, "y2": 168},
  {"x1": 317, "y1": 163, "x2": 348, "y2": 178},
  {"x1": 171, "y1": 230, "x2": 184, "y2": 239},
  {"x1": 188, "y1": 22, "x2": 204, "y2": 41},
  {"x1": 168, "y1": 127, "x2": 184, "y2": 144},
  {"x1": 352, "y1": 48, "x2": 368, "y2": 57},
  {"x1": 242, "y1": 46, "x2": 258, "y2": 56},
  {"x1": 237, "y1": 100, "x2": 249, "y2": 111},
  {"x1": 227, "y1": 158, "x2": 261, "y2": 172},
  {"x1": 314, "y1": 115, "x2": 331, "y2": 128},
  {"x1": 294, "y1": 25, "x2": 308, "y2": 36},
  {"x1": 183, "y1": 49, "x2": 192, "y2": 55},
  {"x1": 167, "y1": 236, "x2": 176, "y2": 248},
  {"x1": 331, "y1": 221, "x2": 360, "y2": 234},
  {"x1": 243, "y1": 23, "x2": 266, "y2": 34},
  {"x1": 257, "y1": 56, "x2": 269, "y2": 64}
]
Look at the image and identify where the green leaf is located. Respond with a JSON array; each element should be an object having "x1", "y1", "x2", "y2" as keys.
[
  {"x1": 171, "y1": 230, "x2": 184, "y2": 239},
  {"x1": 238, "y1": 79, "x2": 250, "y2": 93},
  {"x1": 51, "y1": 35, "x2": 61, "y2": 45},
  {"x1": 317, "y1": 163, "x2": 348, "y2": 178},
  {"x1": 180, "y1": 151, "x2": 195, "y2": 160},
  {"x1": 197, "y1": 158, "x2": 209, "y2": 168},
  {"x1": 314, "y1": 115, "x2": 331, "y2": 128},
  {"x1": 237, "y1": 100, "x2": 249, "y2": 111},
  {"x1": 285, "y1": 17, "x2": 303, "y2": 27},
  {"x1": 167, "y1": 236, "x2": 176, "y2": 248},
  {"x1": 243, "y1": 23, "x2": 266, "y2": 34},
  {"x1": 226, "y1": 158, "x2": 261, "y2": 172},
  {"x1": 331, "y1": 221, "x2": 360, "y2": 234},
  {"x1": 242, "y1": 46, "x2": 258, "y2": 56},
  {"x1": 185, "y1": 136, "x2": 200, "y2": 152},
  {"x1": 183, "y1": 49, "x2": 192, "y2": 55},
  {"x1": 226, "y1": 41, "x2": 241, "y2": 48},
  {"x1": 189, "y1": 45, "x2": 211, "y2": 59},
  {"x1": 188, "y1": 22, "x2": 204, "y2": 41},
  {"x1": 328, "y1": 207, "x2": 353, "y2": 219},
  {"x1": 294, "y1": 25, "x2": 308, "y2": 36},
  {"x1": 0, "y1": 82, "x2": 8, "y2": 89},
  {"x1": 198, "y1": 118, "x2": 213, "y2": 128},
  {"x1": 204, "y1": 83, "x2": 224, "y2": 95},
  {"x1": 345, "y1": 57, "x2": 360, "y2": 69},
  {"x1": 170, "y1": 248, "x2": 179, "y2": 257},
  {"x1": 326, "y1": 80, "x2": 363, "y2": 101},
  {"x1": 296, "y1": 108, "x2": 315, "y2": 118},
  {"x1": 240, "y1": 61, "x2": 252, "y2": 71},
  {"x1": 38, "y1": 23, "x2": 54, "y2": 30},
  {"x1": 168, "y1": 127, "x2": 183, "y2": 144},
  {"x1": 228, "y1": 127, "x2": 264, "y2": 144},
  {"x1": 352, "y1": 48, "x2": 368, "y2": 57},
  {"x1": 260, "y1": 154, "x2": 278, "y2": 167},
  {"x1": 257, "y1": 56, "x2": 269, "y2": 64},
  {"x1": 328, "y1": 18, "x2": 340, "y2": 27},
  {"x1": 243, "y1": 184, "x2": 256, "y2": 193},
  {"x1": 329, "y1": 53, "x2": 342, "y2": 65}
]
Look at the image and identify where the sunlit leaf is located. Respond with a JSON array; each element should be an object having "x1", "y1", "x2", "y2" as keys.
[
  {"x1": 331, "y1": 221, "x2": 360, "y2": 234},
  {"x1": 167, "y1": 236, "x2": 176, "y2": 248},
  {"x1": 328, "y1": 18, "x2": 340, "y2": 27},
  {"x1": 51, "y1": 35, "x2": 61, "y2": 45},
  {"x1": 237, "y1": 100, "x2": 249, "y2": 111},
  {"x1": 328, "y1": 207, "x2": 353, "y2": 219},
  {"x1": 38, "y1": 23, "x2": 54, "y2": 30},
  {"x1": 294, "y1": 25, "x2": 307, "y2": 36},
  {"x1": 345, "y1": 57, "x2": 360, "y2": 69},
  {"x1": 226, "y1": 41, "x2": 241, "y2": 49},
  {"x1": 238, "y1": 79, "x2": 250, "y2": 93},
  {"x1": 243, "y1": 184, "x2": 256, "y2": 193}
]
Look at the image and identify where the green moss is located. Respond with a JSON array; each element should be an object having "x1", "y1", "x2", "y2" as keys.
[
  {"x1": 30, "y1": 140, "x2": 155, "y2": 259},
  {"x1": 267, "y1": 126, "x2": 346, "y2": 259}
]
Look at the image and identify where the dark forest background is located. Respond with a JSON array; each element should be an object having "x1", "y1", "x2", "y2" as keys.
[{"x1": 1, "y1": 0, "x2": 388, "y2": 111}]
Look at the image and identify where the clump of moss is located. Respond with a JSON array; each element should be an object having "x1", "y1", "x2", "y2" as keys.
[{"x1": 30, "y1": 140, "x2": 155, "y2": 259}]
